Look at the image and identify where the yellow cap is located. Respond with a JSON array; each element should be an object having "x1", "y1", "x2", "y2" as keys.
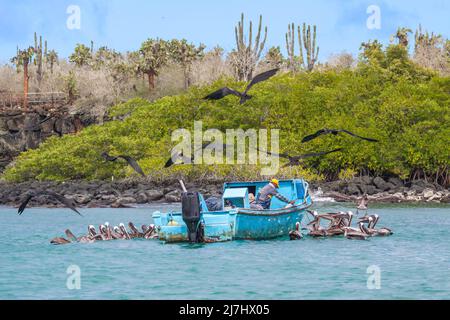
[{"x1": 271, "y1": 179, "x2": 279, "y2": 188}]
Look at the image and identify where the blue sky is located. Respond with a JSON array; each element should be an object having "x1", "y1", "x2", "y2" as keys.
[{"x1": 0, "y1": 0, "x2": 449, "y2": 63}]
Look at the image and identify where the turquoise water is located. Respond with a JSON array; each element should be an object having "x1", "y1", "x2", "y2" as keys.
[{"x1": 0, "y1": 203, "x2": 449, "y2": 300}]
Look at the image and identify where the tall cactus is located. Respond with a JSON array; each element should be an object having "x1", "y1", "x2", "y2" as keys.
[
  {"x1": 34, "y1": 32, "x2": 44, "y2": 89},
  {"x1": 285, "y1": 23, "x2": 296, "y2": 71},
  {"x1": 285, "y1": 23, "x2": 319, "y2": 72},
  {"x1": 301, "y1": 23, "x2": 319, "y2": 72},
  {"x1": 231, "y1": 13, "x2": 267, "y2": 81}
]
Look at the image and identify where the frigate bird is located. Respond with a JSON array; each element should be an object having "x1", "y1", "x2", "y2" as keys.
[
  {"x1": 257, "y1": 148, "x2": 343, "y2": 167},
  {"x1": 302, "y1": 128, "x2": 378, "y2": 143},
  {"x1": 203, "y1": 68, "x2": 279, "y2": 104},
  {"x1": 101, "y1": 152, "x2": 145, "y2": 177},
  {"x1": 18, "y1": 191, "x2": 82, "y2": 216}
]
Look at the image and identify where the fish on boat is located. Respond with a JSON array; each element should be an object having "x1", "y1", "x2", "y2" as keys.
[{"x1": 152, "y1": 179, "x2": 313, "y2": 243}]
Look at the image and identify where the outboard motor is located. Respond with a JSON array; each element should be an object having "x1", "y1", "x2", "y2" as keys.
[{"x1": 181, "y1": 191, "x2": 202, "y2": 243}]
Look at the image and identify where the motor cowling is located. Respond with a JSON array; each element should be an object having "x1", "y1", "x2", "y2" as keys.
[{"x1": 181, "y1": 192, "x2": 202, "y2": 243}]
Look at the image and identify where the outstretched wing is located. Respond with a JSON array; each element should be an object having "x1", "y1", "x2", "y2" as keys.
[
  {"x1": 301, "y1": 129, "x2": 330, "y2": 143},
  {"x1": 245, "y1": 68, "x2": 279, "y2": 93},
  {"x1": 18, "y1": 194, "x2": 34, "y2": 215},
  {"x1": 294, "y1": 148, "x2": 343, "y2": 160},
  {"x1": 101, "y1": 152, "x2": 118, "y2": 162},
  {"x1": 203, "y1": 87, "x2": 241, "y2": 100},
  {"x1": 256, "y1": 147, "x2": 291, "y2": 160},
  {"x1": 339, "y1": 130, "x2": 378, "y2": 142},
  {"x1": 45, "y1": 191, "x2": 82, "y2": 216},
  {"x1": 119, "y1": 156, "x2": 146, "y2": 177},
  {"x1": 164, "y1": 152, "x2": 193, "y2": 168}
]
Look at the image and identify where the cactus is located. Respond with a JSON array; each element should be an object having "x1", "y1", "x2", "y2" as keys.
[
  {"x1": 301, "y1": 23, "x2": 319, "y2": 72},
  {"x1": 46, "y1": 50, "x2": 58, "y2": 74},
  {"x1": 391, "y1": 27, "x2": 412, "y2": 47},
  {"x1": 231, "y1": 13, "x2": 267, "y2": 81},
  {"x1": 414, "y1": 24, "x2": 442, "y2": 51},
  {"x1": 169, "y1": 39, "x2": 205, "y2": 89},
  {"x1": 34, "y1": 32, "x2": 44, "y2": 89},
  {"x1": 285, "y1": 23, "x2": 296, "y2": 71},
  {"x1": 285, "y1": 23, "x2": 319, "y2": 72},
  {"x1": 137, "y1": 38, "x2": 170, "y2": 90}
]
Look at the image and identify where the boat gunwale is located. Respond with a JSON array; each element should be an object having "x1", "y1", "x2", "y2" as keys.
[{"x1": 235, "y1": 201, "x2": 312, "y2": 216}]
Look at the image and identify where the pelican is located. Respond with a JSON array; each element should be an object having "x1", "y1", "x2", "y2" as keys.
[
  {"x1": 144, "y1": 224, "x2": 158, "y2": 239},
  {"x1": 344, "y1": 224, "x2": 369, "y2": 240},
  {"x1": 289, "y1": 222, "x2": 303, "y2": 240},
  {"x1": 357, "y1": 194, "x2": 369, "y2": 215},
  {"x1": 128, "y1": 222, "x2": 143, "y2": 238},
  {"x1": 50, "y1": 237, "x2": 71, "y2": 245},
  {"x1": 119, "y1": 223, "x2": 131, "y2": 240}
]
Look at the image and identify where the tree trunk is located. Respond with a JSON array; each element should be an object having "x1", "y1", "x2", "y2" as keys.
[
  {"x1": 147, "y1": 71, "x2": 155, "y2": 90},
  {"x1": 23, "y1": 61, "x2": 29, "y2": 110}
]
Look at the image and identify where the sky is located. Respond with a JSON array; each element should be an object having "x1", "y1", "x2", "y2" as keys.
[{"x1": 0, "y1": 0, "x2": 449, "y2": 64}]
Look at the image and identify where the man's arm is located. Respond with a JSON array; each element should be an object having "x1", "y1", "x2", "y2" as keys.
[{"x1": 273, "y1": 192, "x2": 291, "y2": 203}]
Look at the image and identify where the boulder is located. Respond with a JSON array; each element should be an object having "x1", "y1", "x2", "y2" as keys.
[
  {"x1": 346, "y1": 183, "x2": 361, "y2": 195},
  {"x1": 116, "y1": 196, "x2": 137, "y2": 205},
  {"x1": 165, "y1": 190, "x2": 181, "y2": 203},
  {"x1": 422, "y1": 188, "x2": 435, "y2": 199},
  {"x1": 388, "y1": 177, "x2": 403, "y2": 187},
  {"x1": 361, "y1": 176, "x2": 373, "y2": 185},
  {"x1": 135, "y1": 192, "x2": 148, "y2": 204},
  {"x1": 373, "y1": 177, "x2": 389, "y2": 191},
  {"x1": 145, "y1": 190, "x2": 164, "y2": 201},
  {"x1": 72, "y1": 194, "x2": 91, "y2": 205}
]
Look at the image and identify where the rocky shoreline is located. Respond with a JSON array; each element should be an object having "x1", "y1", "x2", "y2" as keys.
[{"x1": 0, "y1": 176, "x2": 449, "y2": 209}]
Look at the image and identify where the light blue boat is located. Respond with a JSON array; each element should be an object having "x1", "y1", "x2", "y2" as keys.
[{"x1": 152, "y1": 179, "x2": 312, "y2": 243}]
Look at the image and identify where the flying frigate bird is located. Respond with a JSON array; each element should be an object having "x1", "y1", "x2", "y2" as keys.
[
  {"x1": 101, "y1": 152, "x2": 146, "y2": 177},
  {"x1": 18, "y1": 191, "x2": 82, "y2": 216},
  {"x1": 203, "y1": 68, "x2": 279, "y2": 104},
  {"x1": 257, "y1": 148, "x2": 343, "y2": 167},
  {"x1": 301, "y1": 128, "x2": 378, "y2": 143}
]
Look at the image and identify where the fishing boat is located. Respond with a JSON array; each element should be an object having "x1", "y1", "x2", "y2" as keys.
[{"x1": 152, "y1": 179, "x2": 312, "y2": 243}]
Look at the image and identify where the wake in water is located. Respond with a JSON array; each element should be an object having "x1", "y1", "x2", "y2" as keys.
[{"x1": 310, "y1": 187, "x2": 336, "y2": 203}]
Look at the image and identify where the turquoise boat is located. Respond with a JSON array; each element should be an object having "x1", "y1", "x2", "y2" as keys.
[{"x1": 152, "y1": 179, "x2": 312, "y2": 243}]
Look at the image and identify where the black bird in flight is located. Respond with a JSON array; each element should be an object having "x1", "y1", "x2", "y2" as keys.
[
  {"x1": 203, "y1": 68, "x2": 279, "y2": 104},
  {"x1": 258, "y1": 148, "x2": 343, "y2": 167},
  {"x1": 101, "y1": 152, "x2": 146, "y2": 177},
  {"x1": 302, "y1": 129, "x2": 378, "y2": 143},
  {"x1": 18, "y1": 191, "x2": 82, "y2": 216},
  {"x1": 165, "y1": 142, "x2": 234, "y2": 168}
]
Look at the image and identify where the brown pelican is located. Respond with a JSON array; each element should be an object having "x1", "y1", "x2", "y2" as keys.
[
  {"x1": 50, "y1": 237, "x2": 71, "y2": 245},
  {"x1": 344, "y1": 223, "x2": 369, "y2": 240},
  {"x1": 144, "y1": 224, "x2": 158, "y2": 239},
  {"x1": 119, "y1": 223, "x2": 131, "y2": 240},
  {"x1": 66, "y1": 229, "x2": 95, "y2": 243},
  {"x1": 359, "y1": 220, "x2": 393, "y2": 236},
  {"x1": 289, "y1": 222, "x2": 303, "y2": 240},
  {"x1": 357, "y1": 194, "x2": 369, "y2": 215},
  {"x1": 113, "y1": 226, "x2": 125, "y2": 239},
  {"x1": 203, "y1": 68, "x2": 279, "y2": 104},
  {"x1": 128, "y1": 222, "x2": 143, "y2": 238},
  {"x1": 359, "y1": 214, "x2": 379, "y2": 229}
]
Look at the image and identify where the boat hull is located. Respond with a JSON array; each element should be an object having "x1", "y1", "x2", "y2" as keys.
[
  {"x1": 234, "y1": 206, "x2": 307, "y2": 240},
  {"x1": 153, "y1": 203, "x2": 310, "y2": 242}
]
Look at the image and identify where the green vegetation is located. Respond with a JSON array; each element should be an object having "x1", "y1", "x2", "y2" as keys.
[{"x1": 3, "y1": 44, "x2": 449, "y2": 185}]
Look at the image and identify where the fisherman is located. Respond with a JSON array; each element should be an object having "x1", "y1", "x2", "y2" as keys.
[
  {"x1": 255, "y1": 179, "x2": 295, "y2": 210},
  {"x1": 249, "y1": 193, "x2": 263, "y2": 210}
]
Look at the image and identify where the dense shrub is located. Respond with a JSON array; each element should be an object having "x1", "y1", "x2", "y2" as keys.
[{"x1": 3, "y1": 46, "x2": 449, "y2": 184}]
